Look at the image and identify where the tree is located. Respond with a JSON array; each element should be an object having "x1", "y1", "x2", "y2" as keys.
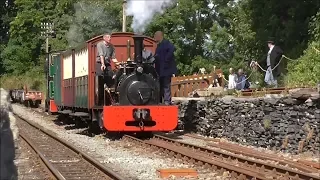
[
  {"x1": 1, "y1": 0, "x2": 59, "y2": 74},
  {"x1": 285, "y1": 11, "x2": 320, "y2": 86},
  {"x1": 66, "y1": 0, "x2": 122, "y2": 47},
  {"x1": 0, "y1": 0, "x2": 16, "y2": 74}
]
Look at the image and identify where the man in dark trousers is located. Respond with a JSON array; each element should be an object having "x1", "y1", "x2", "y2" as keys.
[
  {"x1": 256, "y1": 37, "x2": 283, "y2": 87},
  {"x1": 154, "y1": 31, "x2": 177, "y2": 105}
]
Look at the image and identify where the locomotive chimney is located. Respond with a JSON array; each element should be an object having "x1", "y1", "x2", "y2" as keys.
[{"x1": 132, "y1": 35, "x2": 145, "y2": 63}]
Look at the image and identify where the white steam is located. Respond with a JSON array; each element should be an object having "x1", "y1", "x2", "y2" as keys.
[{"x1": 126, "y1": 0, "x2": 175, "y2": 33}]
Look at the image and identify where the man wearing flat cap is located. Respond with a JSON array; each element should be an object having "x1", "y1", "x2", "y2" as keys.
[{"x1": 256, "y1": 37, "x2": 283, "y2": 87}]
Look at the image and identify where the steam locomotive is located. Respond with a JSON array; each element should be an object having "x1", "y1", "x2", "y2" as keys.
[{"x1": 45, "y1": 32, "x2": 178, "y2": 134}]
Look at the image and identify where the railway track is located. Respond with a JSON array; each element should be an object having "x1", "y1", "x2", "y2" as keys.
[
  {"x1": 16, "y1": 137, "x2": 56, "y2": 179},
  {"x1": 183, "y1": 133, "x2": 320, "y2": 171},
  {"x1": 123, "y1": 134, "x2": 320, "y2": 180},
  {"x1": 15, "y1": 113, "x2": 127, "y2": 180}
]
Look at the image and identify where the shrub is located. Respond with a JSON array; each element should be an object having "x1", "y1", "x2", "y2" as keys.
[{"x1": 285, "y1": 42, "x2": 320, "y2": 87}]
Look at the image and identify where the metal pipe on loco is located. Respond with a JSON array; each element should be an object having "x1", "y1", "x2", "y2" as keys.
[
  {"x1": 127, "y1": 40, "x2": 131, "y2": 60},
  {"x1": 132, "y1": 35, "x2": 145, "y2": 63}
]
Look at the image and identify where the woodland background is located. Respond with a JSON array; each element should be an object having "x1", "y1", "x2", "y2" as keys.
[{"x1": 0, "y1": 0, "x2": 319, "y2": 92}]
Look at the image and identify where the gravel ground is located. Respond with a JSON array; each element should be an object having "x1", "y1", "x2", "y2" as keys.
[
  {"x1": 14, "y1": 138, "x2": 50, "y2": 179},
  {"x1": 12, "y1": 104, "x2": 225, "y2": 180}
]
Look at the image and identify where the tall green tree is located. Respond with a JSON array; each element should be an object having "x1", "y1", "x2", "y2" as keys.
[
  {"x1": 2, "y1": 0, "x2": 58, "y2": 74},
  {"x1": 248, "y1": 0, "x2": 320, "y2": 58},
  {"x1": 145, "y1": 0, "x2": 225, "y2": 74},
  {"x1": 0, "y1": 0, "x2": 16, "y2": 74},
  {"x1": 66, "y1": 0, "x2": 122, "y2": 47}
]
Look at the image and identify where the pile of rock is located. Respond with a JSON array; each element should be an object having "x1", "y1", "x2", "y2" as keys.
[{"x1": 176, "y1": 89, "x2": 320, "y2": 154}]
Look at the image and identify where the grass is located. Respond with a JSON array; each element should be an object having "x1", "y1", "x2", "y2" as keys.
[{"x1": 263, "y1": 119, "x2": 271, "y2": 130}]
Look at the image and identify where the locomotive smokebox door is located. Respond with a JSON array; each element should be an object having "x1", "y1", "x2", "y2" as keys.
[
  {"x1": 132, "y1": 35, "x2": 145, "y2": 63},
  {"x1": 133, "y1": 108, "x2": 151, "y2": 121}
]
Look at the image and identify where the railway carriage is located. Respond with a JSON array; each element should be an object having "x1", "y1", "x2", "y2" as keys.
[{"x1": 45, "y1": 32, "x2": 178, "y2": 133}]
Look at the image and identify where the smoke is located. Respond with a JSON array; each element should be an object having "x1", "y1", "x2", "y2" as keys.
[
  {"x1": 66, "y1": 1, "x2": 115, "y2": 47},
  {"x1": 126, "y1": 0, "x2": 175, "y2": 33}
]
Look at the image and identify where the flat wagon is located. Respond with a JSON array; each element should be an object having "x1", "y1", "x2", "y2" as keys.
[{"x1": 10, "y1": 86, "x2": 43, "y2": 107}]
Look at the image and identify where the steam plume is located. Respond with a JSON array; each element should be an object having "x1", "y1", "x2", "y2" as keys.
[
  {"x1": 126, "y1": 0, "x2": 175, "y2": 33},
  {"x1": 67, "y1": 1, "x2": 115, "y2": 47}
]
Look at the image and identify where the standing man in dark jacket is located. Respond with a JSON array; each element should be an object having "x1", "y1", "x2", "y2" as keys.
[
  {"x1": 257, "y1": 37, "x2": 283, "y2": 87},
  {"x1": 154, "y1": 31, "x2": 177, "y2": 105}
]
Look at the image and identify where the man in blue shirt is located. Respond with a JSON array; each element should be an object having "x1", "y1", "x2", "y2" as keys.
[{"x1": 154, "y1": 31, "x2": 177, "y2": 105}]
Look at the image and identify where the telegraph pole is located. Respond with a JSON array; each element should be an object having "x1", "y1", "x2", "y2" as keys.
[
  {"x1": 41, "y1": 22, "x2": 54, "y2": 55},
  {"x1": 40, "y1": 22, "x2": 54, "y2": 112},
  {"x1": 122, "y1": 0, "x2": 127, "y2": 32}
]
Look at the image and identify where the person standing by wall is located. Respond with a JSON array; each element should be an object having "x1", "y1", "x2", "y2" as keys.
[
  {"x1": 154, "y1": 31, "x2": 177, "y2": 105},
  {"x1": 257, "y1": 37, "x2": 283, "y2": 87}
]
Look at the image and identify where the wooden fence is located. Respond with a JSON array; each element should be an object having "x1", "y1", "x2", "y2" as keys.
[{"x1": 171, "y1": 73, "x2": 215, "y2": 97}]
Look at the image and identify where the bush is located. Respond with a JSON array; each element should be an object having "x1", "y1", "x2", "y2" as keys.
[
  {"x1": 285, "y1": 11, "x2": 320, "y2": 87},
  {"x1": 285, "y1": 42, "x2": 320, "y2": 87},
  {"x1": 0, "y1": 66, "x2": 46, "y2": 97}
]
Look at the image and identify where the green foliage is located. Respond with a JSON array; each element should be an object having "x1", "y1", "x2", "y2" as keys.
[
  {"x1": 1, "y1": 39, "x2": 35, "y2": 74},
  {"x1": 285, "y1": 11, "x2": 320, "y2": 87},
  {"x1": 285, "y1": 42, "x2": 320, "y2": 86},
  {"x1": 0, "y1": 66, "x2": 45, "y2": 92},
  {"x1": 66, "y1": 0, "x2": 122, "y2": 47},
  {"x1": 247, "y1": 0, "x2": 320, "y2": 59},
  {"x1": 0, "y1": 0, "x2": 17, "y2": 73},
  {"x1": 0, "y1": 0, "x2": 319, "y2": 89},
  {"x1": 263, "y1": 119, "x2": 271, "y2": 129}
]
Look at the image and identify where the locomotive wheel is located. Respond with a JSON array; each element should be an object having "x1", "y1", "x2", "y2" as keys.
[
  {"x1": 33, "y1": 101, "x2": 39, "y2": 108},
  {"x1": 74, "y1": 117, "x2": 87, "y2": 128},
  {"x1": 23, "y1": 101, "x2": 29, "y2": 107},
  {"x1": 44, "y1": 100, "x2": 49, "y2": 112},
  {"x1": 98, "y1": 112, "x2": 104, "y2": 130},
  {"x1": 89, "y1": 121, "x2": 102, "y2": 136}
]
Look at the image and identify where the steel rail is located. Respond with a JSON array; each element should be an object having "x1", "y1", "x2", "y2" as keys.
[
  {"x1": 14, "y1": 113, "x2": 127, "y2": 180},
  {"x1": 19, "y1": 133, "x2": 64, "y2": 180},
  {"x1": 183, "y1": 133, "x2": 320, "y2": 172},
  {"x1": 123, "y1": 134, "x2": 319, "y2": 180},
  {"x1": 153, "y1": 134, "x2": 320, "y2": 180},
  {"x1": 123, "y1": 135, "x2": 268, "y2": 180}
]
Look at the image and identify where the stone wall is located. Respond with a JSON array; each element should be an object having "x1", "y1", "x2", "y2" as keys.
[{"x1": 176, "y1": 90, "x2": 320, "y2": 155}]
